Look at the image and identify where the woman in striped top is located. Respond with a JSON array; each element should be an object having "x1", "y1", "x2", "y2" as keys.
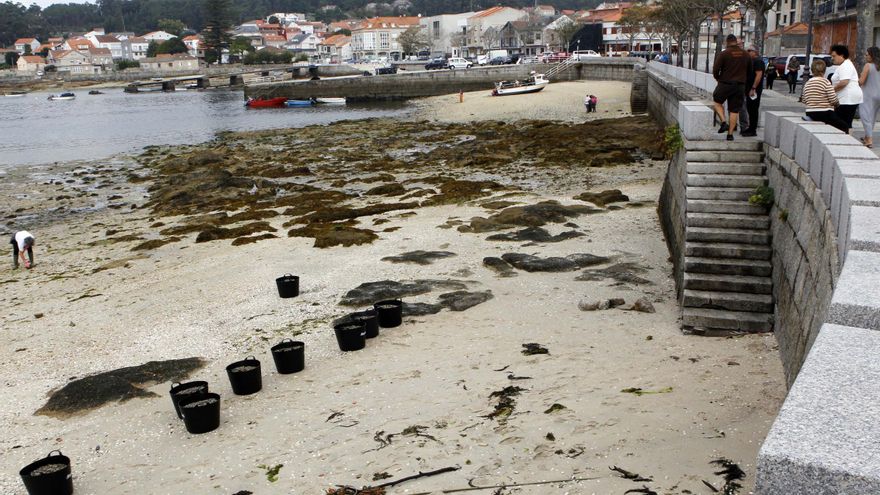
[{"x1": 803, "y1": 60, "x2": 848, "y2": 132}]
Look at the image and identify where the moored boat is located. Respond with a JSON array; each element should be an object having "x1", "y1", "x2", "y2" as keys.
[
  {"x1": 491, "y1": 73, "x2": 549, "y2": 96},
  {"x1": 245, "y1": 96, "x2": 288, "y2": 108},
  {"x1": 315, "y1": 97, "x2": 346, "y2": 104},
  {"x1": 3, "y1": 91, "x2": 27, "y2": 97},
  {"x1": 88, "y1": 90, "x2": 104, "y2": 95},
  {"x1": 285, "y1": 99, "x2": 315, "y2": 107},
  {"x1": 48, "y1": 92, "x2": 76, "y2": 101}
]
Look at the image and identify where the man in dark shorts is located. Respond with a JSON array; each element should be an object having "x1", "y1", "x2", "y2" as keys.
[
  {"x1": 712, "y1": 34, "x2": 750, "y2": 141},
  {"x1": 741, "y1": 45, "x2": 765, "y2": 137}
]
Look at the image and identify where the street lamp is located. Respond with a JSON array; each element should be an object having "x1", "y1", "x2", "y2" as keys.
[{"x1": 737, "y1": 3, "x2": 748, "y2": 45}]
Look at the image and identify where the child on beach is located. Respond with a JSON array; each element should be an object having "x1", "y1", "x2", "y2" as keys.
[
  {"x1": 10, "y1": 230, "x2": 35, "y2": 269},
  {"x1": 585, "y1": 95, "x2": 597, "y2": 113},
  {"x1": 590, "y1": 95, "x2": 598, "y2": 112},
  {"x1": 584, "y1": 94, "x2": 591, "y2": 112}
]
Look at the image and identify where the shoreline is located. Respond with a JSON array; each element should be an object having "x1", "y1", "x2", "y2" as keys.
[{"x1": 0, "y1": 82, "x2": 785, "y2": 494}]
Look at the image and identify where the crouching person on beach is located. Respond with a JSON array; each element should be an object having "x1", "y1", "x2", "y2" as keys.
[{"x1": 11, "y1": 231, "x2": 35, "y2": 269}]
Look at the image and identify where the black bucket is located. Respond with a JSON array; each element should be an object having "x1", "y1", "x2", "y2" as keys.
[
  {"x1": 374, "y1": 299, "x2": 403, "y2": 328},
  {"x1": 350, "y1": 309, "x2": 379, "y2": 338},
  {"x1": 179, "y1": 392, "x2": 221, "y2": 434},
  {"x1": 271, "y1": 339, "x2": 305, "y2": 374},
  {"x1": 276, "y1": 274, "x2": 300, "y2": 298},
  {"x1": 226, "y1": 357, "x2": 262, "y2": 395},
  {"x1": 169, "y1": 381, "x2": 209, "y2": 419},
  {"x1": 333, "y1": 321, "x2": 366, "y2": 352},
  {"x1": 19, "y1": 450, "x2": 73, "y2": 495}
]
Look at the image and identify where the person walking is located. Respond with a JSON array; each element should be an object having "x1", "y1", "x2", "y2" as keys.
[
  {"x1": 766, "y1": 63, "x2": 777, "y2": 90},
  {"x1": 584, "y1": 93, "x2": 591, "y2": 113},
  {"x1": 10, "y1": 230, "x2": 35, "y2": 269},
  {"x1": 859, "y1": 46, "x2": 880, "y2": 147},
  {"x1": 590, "y1": 94, "x2": 598, "y2": 112},
  {"x1": 802, "y1": 60, "x2": 849, "y2": 132},
  {"x1": 786, "y1": 56, "x2": 801, "y2": 94},
  {"x1": 741, "y1": 46, "x2": 765, "y2": 137},
  {"x1": 830, "y1": 44, "x2": 863, "y2": 134},
  {"x1": 712, "y1": 34, "x2": 750, "y2": 141}
]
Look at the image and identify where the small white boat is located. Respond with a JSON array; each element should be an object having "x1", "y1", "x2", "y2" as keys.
[
  {"x1": 3, "y1": 91, "x2": 27, "y2": 97},
  {"x1": 491, "y1": 73, "x2": 549, "y2": 96},
  {"x1": 48, "y1": 92, "x2": 76, "y2": 101},
  {"x1": 315, "y1": 97, "x2": 346, "y2": 104}
]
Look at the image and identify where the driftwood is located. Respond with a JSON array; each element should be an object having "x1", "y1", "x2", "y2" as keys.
[
  {"x1": 404, "y1": 475, "x2": 602, "y2": 494},
  {"x1": 329, "y1": 466, "x2": 460, "y2": 494}
]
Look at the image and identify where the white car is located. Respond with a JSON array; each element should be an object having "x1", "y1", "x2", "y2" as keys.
[
  {"x1": 448, "y1": 57, "x2": 472, "y2": 69},
  {"x1": 571, "y1": 50, "x2": 601, "y2": 60}
]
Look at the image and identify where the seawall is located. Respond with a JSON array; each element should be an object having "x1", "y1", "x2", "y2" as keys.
[
  {"x1": 244, "y1": 59, "x2": 646, "y2": 100},
  {"x1": 647, "y1": 60, "x2": 880, "y2": 493}
]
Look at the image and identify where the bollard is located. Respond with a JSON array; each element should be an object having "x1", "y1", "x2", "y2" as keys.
[{"x1": 459, "y1": 90, "x2": 463, "y2": 103}]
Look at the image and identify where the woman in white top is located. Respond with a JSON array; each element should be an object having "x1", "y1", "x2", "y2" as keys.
[
  {"x1": 830, "y1": 44, "x2": 864, "y2": 134},
  {"x1": 10, "y1": 230, "x2": 35, "y2": 269},
  {"x1": 859, "y1": 46, "x2": 880, "y2": 147}
]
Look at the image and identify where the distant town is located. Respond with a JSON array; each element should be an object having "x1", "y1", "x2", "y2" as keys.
[{"x1": 0, "y1": 0, "x2": 860, "y2": 78}]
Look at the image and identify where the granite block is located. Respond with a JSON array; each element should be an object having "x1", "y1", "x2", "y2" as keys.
[
  {"x1": 796, "y1": 123, "x2": 841, "y2": 172},
  {"x1": 844, "y1": 177, "x2": 880, "y2": 206},
  {"x1": 756, "y1": 324, "x2": 880, "y2": 494},
  {"x1": 848, "y1": 206, "x2": 880, "y2": 253},
  {"x1": 765, "y1": 111, "x2": 801, "y2": 148},
  {"x1": 837, "y1": 158, "x2": 880, "y2": 178},
  {"x1": 828, "y1": 250, "x2": 880, "y2": 329},
  {"x1": 779, "y1": 117, "x2": 804, "y2": 158},
  {"x1": 678, "y1": 102, "x2": 716, "y2": 140}
]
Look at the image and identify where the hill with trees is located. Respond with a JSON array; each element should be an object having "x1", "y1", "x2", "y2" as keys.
[{"x1": 0, "y1": 0, "x2": 604, "y2": 46}]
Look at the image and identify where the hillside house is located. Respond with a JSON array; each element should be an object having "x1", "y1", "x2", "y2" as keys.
[
  {"x1": 48, "y1": 50, "x2": 102, "y2": 74},
  {"x1": 463, "y1": 7, "x2": 527, "y2": 57},
  {"x1": 121, "y1": 36, "x2": 150, "y2": 60},
  {"x1": 14, "y1": 38, "x2": 41, "y2": 54},
  {"x1": 318, "y1": 34, "x2": 352, "y2": 63},
  {"x1": 350, "y1": 16, "x2": 421, "y2": 61},
  {"x1": 16, "y1": 55, "x2": 45, "y2": 72},
  {"x1": 419, "y1": 12, "x2": 474, "y2": 58},
  {"x1": 142, "y1": 31, "x2": 177, "y2": 42}
]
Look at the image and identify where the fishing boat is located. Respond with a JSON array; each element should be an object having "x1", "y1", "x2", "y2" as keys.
[
  {"x1": 284, "y1": 99, "x2": 315, "y2": 107},
  {"x1": 3, "y1": 91, "x2": 27, "y2": 97},
  {"x1": 48, "y1": 92, "x2": 76, "y2": 101},
  {"x1": 491, "y1": 73, "x2": 549, "y2": 96},
  {"x1": 315, "y1": 97, "x2": 346, "y2": 104},
  {"x1": 245, "y1": 96, "x2": 288, "y2": 108},
  {"x1": 88, "y1": 90, "x2": 104, "y2": 95}
]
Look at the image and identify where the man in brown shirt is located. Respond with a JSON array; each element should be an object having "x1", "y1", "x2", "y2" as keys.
[{"x1": 712, "y1": 34, "x2": 750, "y2": 140}]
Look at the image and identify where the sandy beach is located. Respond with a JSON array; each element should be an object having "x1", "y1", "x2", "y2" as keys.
[{"x1": 0, "y1": 81, "x2": 785, "y2": 495}]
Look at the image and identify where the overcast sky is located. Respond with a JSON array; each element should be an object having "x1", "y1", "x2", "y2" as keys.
[{"x1": 30, "y1": 0, "x2": 94, "y2": 8}]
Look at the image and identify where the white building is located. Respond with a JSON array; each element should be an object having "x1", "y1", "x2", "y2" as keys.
[
  {"x1": 318, "y1": 34, "x2": 352, "y2": 63},
  {"x1": 142, "y1": 31, "x2": 177, "y2": 42},
  {"x1": 182, "y1": 35, "x2": 203, "y2": 58},
  {"x1": 16, "y1": 55, "x2": 45, "y2": 72},
  {"x1": 139, "y1": 53, "x2": 200, "y2": 71},
  {"x1": 48, "y1": 50, "x2": 102, "y2": 74},
  {"x1": 14, "y1": 38, "x2": 41, "y2": 54},
  {"x1": 89, "y1": 35, "x2": 123, "y2": 59},
  {"x1": 350, "y1": 16, "x2": 422, "y2": 61},
  {"x1": 419, "y1": 12, "x2": 475, "y2": 57},
  {"x1": 268, "y1": 12, "x2": 306, "y2": 25},
  {"x1": 463, "y1": 6, "x2": 528, "y2": 57},
  {"x1": 121, "y1": 36, "x2": 150, "y2": 60}
]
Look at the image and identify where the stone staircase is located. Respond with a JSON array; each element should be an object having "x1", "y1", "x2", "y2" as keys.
[{"x1": 681, "y1": 140, "x2": 774, "y2": 333}]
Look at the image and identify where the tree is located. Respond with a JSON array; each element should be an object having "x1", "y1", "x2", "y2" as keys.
[
  {"x1": 146, "y1": 40, "x2": 159, "y2": 58},
  {"x1": 618, "y1": 5, "x2": 649, "y2": 51},
  {"x1": 554, "y1": 17, "x2": 581, "y2": 52},
  {"x1": 157, "y1": 37, "x2": 189, "y2": 55},
  {"x1": 268, "y1": 15, "x2": 280, "y2": 24},
  {"x1": 229, "y1": 36, "x2": 254, "y2": 62},
  {"x1": 23, "y1": 44, "x2": 31, "y2": 55},
  {"x1": 856, "y1": 0, "x2": 874, "y2": 69},
  {"x1": 741, "y1": 0, "x2": 780, "y2": 54},
  {"x1": 116, "y1": 59, "x2": 140, "y2": 70},
  {"x1": 202, "y1": 0, "x2": 232, "y2": 65},
  {"x1": 655, "y1": 0, "x2": 711, "y2": 67},
  {"x1": 397, "y1": 26, "x2": 429, "y2": 56},
  {"x1": 158, "y1": 18, "x2": 187, "y2": 36},
  {"x1": 5, "y1": 51, "x2": 20, "y2": 66}
]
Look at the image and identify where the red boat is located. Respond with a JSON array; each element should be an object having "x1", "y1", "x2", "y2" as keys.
[{"x1": 245, "y1": 97, "x2": 288, "y2": 108}]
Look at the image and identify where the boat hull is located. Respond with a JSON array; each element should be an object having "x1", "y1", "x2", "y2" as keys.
[
  {"x1": 48, "y1": 96, "x2": 75, "y2": 101},
  {"x1": 315, "y1": 98, "x2": 345, "y2": 104},
  {"x1": 285, "y1": 100, "x2": 314, "y2": 107},
  {"x1": 492, "y1": 82, "x2": 548, "y2": 96},
  {"x1": 245, "y1": 97, "x2": 288, "y2": 108}
]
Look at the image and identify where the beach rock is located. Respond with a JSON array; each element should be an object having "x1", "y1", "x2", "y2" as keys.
[
  {"x1": 608, "y1": 297, "x2": 627, "y2": 308},
  {"x1": 578, "y1": 299, "x2": 608, "y2": 311},
  {"x1": 381, "y1": 250, "x2": 457, "y2": 265},
  {"x1": 574, "y1": 189, "x2": 630, "y2": 207},
  {"x1": 486, "y1": 227, "x2": 584, "y2": 243},
  {"x1": 575, "y1": 262, "x2": 653, "y2": 285},
  {"x1": 421, "y1": 179, "x2": 505, "y2": 205},
  {"x1": 195, "y1": 222, "x2": 277, "y2": 243},
  {"x1": 365, "y1": 183, "x2": 406, "y2": 196},
  {"x1": 501, "y1": 253, "x2": 610, "y2": 273},
  {"x1": 288, "y1": 223, "x2": 378, "y2": 248},
  {"x1": 36, "y1": 358, "x2": 206, "y2": 418},
  {"x1": 402, "y1": 302, "x2": 444, "y2": 316},
  {"x1": 131, "y1": 237, "x2": 181, "y2": 251},
  {"x1": 438, "y1": 290, "x2": 493, "y2": 311},
  {"x1": 231, "y1": 233, "x2": 278, "y2": 246},
  {"x1": 483, "y1": 257, "x2": 517, "y2": 277},
  {"x1": 340, "y1": 279, "x2": 468, "y2": 306},
  {"x1": 627, "y1": 297, "x2": 656, "y2": 313},
  {"x1": 462, "y1": 201, "x2": 602, "y2": 233}
]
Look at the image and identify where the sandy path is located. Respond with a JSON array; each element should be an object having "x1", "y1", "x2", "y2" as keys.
[{"x1": 0, "y1": 90, "x2": 785, "y2": 495}]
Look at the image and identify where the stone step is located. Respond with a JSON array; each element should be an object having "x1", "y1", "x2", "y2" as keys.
[
  {"x1": 687, "y1": 212, "x2": 770, "y2": 230},
  {"x1": 684, "y1": 256, "x2": 772, "y2": 276},
  {"x1": 683, "y1": 289, "x2": 774, "y2": 313},
  {"x1": 686, "y1": 227, "x2": 771, "y2": 244},
  {"x1": 685, "y1": 241, "x2": 772, "y2": 260},
  {"x1": 687, "y1": 199, "x2": 767, "y2": 215},
  {"x1": 686, "y1": 187, "x2": 754, "y2": 201},
  {"x1": 682, "y1": 307, "x2": 774, "y2": 333},
  {"x1": 687, "y1": 162, "x2": 765, "y2": 175},
  {"x1": 686, "y1": 150, "x2": 765, "y2": 163},
  {"x1": 683, "y1": 272, "x2": 773, "y2": 294},
  {"x1": 686, "y1": 174, "x2": 766, "y2": 188},
  {"x1": 684, "y1": 138, "x2": 763, "y2": 151}
]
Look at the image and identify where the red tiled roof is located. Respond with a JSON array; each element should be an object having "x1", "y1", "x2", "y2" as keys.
[
  {"x1": 20, "y1": 55, "x2": 45, "y2": 63},
  {"x1": 472, "y1": 6, "x2": 507, "y2": 18},
  {"x1": 15, "y1": 38, "x2": 36, "y2": 44},
  {"x1": 263, "y1": 34, "x2": 286, "y2": 41},
  {"x1": 95, "y1": 35, "x2": 120, "y2": 43},
  {"x1": 183, "y1": 35, "x2": 201, "y2": 41},
  {"x1": 354, "y1": 16, "x2": 421, "y2": 30},
  {"x1": 89, "y1": 47, "x2": 112, "y2": 55}
]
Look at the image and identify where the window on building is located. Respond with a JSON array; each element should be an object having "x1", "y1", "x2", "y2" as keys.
[
  {"x1": 379, "y1": 31, "x2": 389, "y2": 48},
  {"x1": 782, "y1": 14, "x2": 788, "y2": 23},
  {"x1": 433, "y1": 21, "x2": 440, "y2": 39}
]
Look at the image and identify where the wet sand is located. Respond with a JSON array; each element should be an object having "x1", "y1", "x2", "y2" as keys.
[{"x1": 0, "y1": 83, "x2": 785, "y2": 494}]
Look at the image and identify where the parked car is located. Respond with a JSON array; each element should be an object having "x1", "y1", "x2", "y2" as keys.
[
  {"x1": 417, "y1": 50, "x2": 430, "y2": 60},
  {"x1": 447, "y1": 57, "x2": 472, "y2": 69},
  {"x1": 540, "y1": 52, "x2": 570, "y2": 63},
  {"x1": 424, "y1": 58, "x2": 449, "y2": 70},
  {"x1": 375, "y1": 65, "x2": 398, "y2": 75},
  {"x1": 488, "y1": 56, "x2": 507, "y2": 65},
  {"x1": 520, "y1": 56, "x2": 540, "y2": 64},
  {"x1": 774, "y1": 54, "x2": 835, "y2": 82},
  {"x1": 571, "y1": 49, "x2": 601, "y2": 60}
]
